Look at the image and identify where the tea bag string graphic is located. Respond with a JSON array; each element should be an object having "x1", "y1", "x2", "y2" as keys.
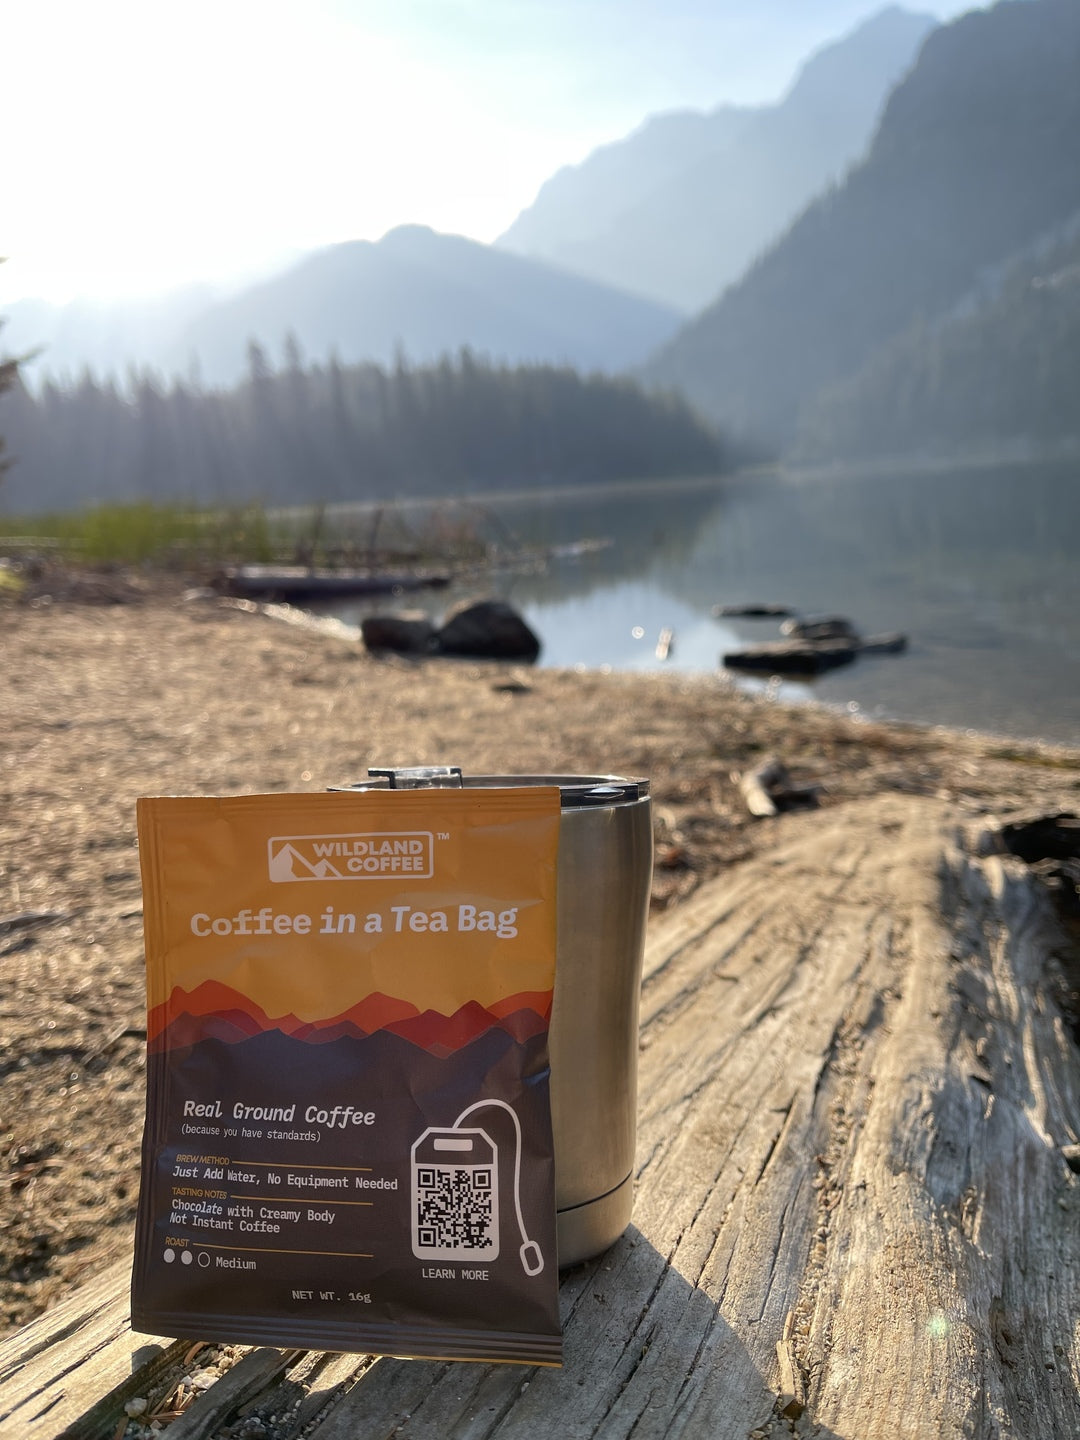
[{"x1": 452, "y1": 1099, "x2": 545, "y2": 1276}]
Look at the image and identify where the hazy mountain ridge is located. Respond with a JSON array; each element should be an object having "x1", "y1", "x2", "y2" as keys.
[
  {"x1": 795, "y1": 207, "x2": 1080, "y2": 462},
  {"x1": 3, "y1": 229, "x2": 684, "y2": 392},
  {"x1": 496, "y1": 105, "x2": 757, "y2": 303},
  {"x1": 2, "y1": 287, "x2": 219, "y2": 384},
  {"x1": 2, "y1": 9, "x2": 939, "y2": 403},
  {"x1": 644, "y1": 0, "x2": 1080, "y2": 455},
  {"x1": 497, "y1": 7, "x2": 937, "y2": 312},
  {"x1": 173, "y1": 225, "x2": 688, "y2": 387}
]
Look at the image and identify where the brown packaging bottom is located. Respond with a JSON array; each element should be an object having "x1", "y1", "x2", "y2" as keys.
[{"x1": 132, "y1": 1025, "x2": 561, "y2": 1363}]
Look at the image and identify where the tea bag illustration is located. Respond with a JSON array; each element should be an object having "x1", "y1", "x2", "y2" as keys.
[{"x1": 411, "y1": 1100, "x2": 544, "y2": 1274}]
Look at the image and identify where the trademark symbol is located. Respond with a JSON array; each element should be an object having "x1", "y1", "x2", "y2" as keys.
[{"x1": 437, "y1": 832, "x2": 450, "y2": 841}]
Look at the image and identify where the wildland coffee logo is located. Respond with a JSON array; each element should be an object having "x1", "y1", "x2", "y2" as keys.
[{"x1": 269, "y1": 831, "x2": 434, "y2": 881}]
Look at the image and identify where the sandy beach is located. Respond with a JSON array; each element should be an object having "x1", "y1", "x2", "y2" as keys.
[{"x1": 2, "y1": 575, "x2": 1078, "y2": 1334}]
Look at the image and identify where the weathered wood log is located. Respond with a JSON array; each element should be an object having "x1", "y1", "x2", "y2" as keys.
[
  {"x1": 2, "y1": 795, "x2": 1078, "y2": 1438},
  {"x1": 627, "y1": 796, "x2": 1080, "y2": 1438}
]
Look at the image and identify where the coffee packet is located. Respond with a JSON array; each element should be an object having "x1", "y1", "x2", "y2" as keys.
[{"x1": 132, "y1": 787, "x2": 562, "y2": 1365}]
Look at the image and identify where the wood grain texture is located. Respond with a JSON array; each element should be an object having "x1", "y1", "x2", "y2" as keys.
[
  {"x1": 1, "y1": 794, "x2": 1077, "y2": 1439},
  {"x1": 0, "y1": 1259, "x2": 172, "y2": 1437}
]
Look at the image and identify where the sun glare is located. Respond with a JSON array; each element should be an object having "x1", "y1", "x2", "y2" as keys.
[{"x1": 4, "y1": 0, "x2": 549, "y2": 303}]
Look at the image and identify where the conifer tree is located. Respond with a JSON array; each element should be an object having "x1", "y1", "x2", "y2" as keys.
[{"x1": 0, "y1": 323, "x2": 18, "y2": 483}]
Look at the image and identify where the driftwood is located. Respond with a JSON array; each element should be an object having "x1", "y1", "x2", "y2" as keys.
[
  {"x1": 736, "y1": 756, "x2": 822, "y2": 817},
  {"x1": 213, "y1": 565, "x2": 451, "y2": 602},
  {"x1": 723, "y1": 633, "x2": 907, "y2": 675},
  {"x1": 2, "y1": 795, "x2": 1078, "y2": 1438}
]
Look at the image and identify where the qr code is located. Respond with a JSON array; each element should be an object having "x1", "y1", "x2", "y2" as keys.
[{"x1": 415, "y1": 1164, "x2": 496, "y2": 1254}]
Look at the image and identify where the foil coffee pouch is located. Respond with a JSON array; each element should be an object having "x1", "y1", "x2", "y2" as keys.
[{"x1": 132, "y1": 787, "x2": 562, "y2": 1365}]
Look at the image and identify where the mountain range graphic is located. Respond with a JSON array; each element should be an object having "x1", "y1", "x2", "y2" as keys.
[
  {"x1": 268, "y1": 842, "x2": 344, "y2": 881},
  {"x1": 148, "y1": 980, "x2": 553, "y2": 1057}
]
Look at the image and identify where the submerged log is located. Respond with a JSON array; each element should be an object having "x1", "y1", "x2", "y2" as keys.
[
  {"x1": 724, "y1": 632, "x2": 908, "y2": 675},
  {"x1": 723, "y1": 639, "x2": 859, "y2": 675}
]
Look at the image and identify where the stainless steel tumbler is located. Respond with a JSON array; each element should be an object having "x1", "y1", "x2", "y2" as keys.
[{"x1": 342, "y1": 768, "x2": 653, "y2": 1266}]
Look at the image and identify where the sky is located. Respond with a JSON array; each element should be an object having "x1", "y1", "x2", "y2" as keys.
[{"x1": 4, "y1": 0, "x2": 986, "y2": 307}]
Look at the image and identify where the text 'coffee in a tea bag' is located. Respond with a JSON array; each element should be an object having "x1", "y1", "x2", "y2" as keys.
[{"x1": 132, "y1": 787, "x2": 562, "y2": 1365}]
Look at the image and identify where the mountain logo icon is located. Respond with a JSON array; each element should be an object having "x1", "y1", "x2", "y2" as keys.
[{"x1": 268, "y1": 842, "x2": 345, "y2": 882}]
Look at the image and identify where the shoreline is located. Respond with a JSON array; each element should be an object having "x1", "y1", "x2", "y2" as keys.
[
  {"x1": 249, "y1": 592, "x2": 1077, "y2": 757},
  {"x1": 2, "y1": 583, "x2": 1079, "y2": 1334},
  {"x1": 777, "y1": 447, "x2": 1080, "y2": 484}
]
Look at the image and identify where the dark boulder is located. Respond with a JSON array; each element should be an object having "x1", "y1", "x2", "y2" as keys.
[
  {"x1": 361, "y1": 613, "x2": 438, "y2": 655},
  {"x1": 435, "y1": 600, "x2": 541, "y2": 662}
]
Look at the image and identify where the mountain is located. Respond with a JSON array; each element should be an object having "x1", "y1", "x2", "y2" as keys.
[
  {"x1": 2, "y1": 287, "x2": 218, "y2": 383},
  {"x1": 148, "y1": 979, "x2": 552, "y2": 1057},
  {"x1": 644, "y1": 0, "x2": 1080, "y2": 454},
  {"x1": 794, "y1": 209, "x2": 1080, "y2": 462},
  {"x1": 497, "y1": 7, "x2": 937, "y2": 313},
  {"x1": 496, "y1": 106, "x2": 755, "y2": 308},
  {"x1": 169, "y1": 226, "x2": 683, "y2": 387}
]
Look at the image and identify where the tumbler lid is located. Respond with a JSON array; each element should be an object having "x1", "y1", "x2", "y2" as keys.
[{"x1": 332, "y1": 767, "x2": 648, "y2": 807}]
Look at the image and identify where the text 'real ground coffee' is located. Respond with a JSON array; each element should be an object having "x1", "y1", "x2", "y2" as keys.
[{"x1": 131, "y1": 787, "x2": 562, "y2": 1365}]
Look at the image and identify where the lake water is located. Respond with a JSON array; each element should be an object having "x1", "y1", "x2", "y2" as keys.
[{"x1": 318, "y1": 462, "x2": 1080, "y2": 748}]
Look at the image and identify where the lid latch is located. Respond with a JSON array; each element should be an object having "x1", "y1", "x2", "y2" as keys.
[{"x1": 366, "y1": 766, "x2": 464, "y2": 790}]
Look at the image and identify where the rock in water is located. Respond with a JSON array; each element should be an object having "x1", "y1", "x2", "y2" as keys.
[
  {"x1": 436, "y1": 600, "x2": 541, "y2": 662},
  {"x1": 361, "y1": 614, "x2": 438, "y2": 655},
  {"x1": 781, "y1": 615, "x2": 860, "y2": 641}
]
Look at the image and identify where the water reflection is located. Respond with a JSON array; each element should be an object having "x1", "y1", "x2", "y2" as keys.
[{"x1": 320, "y1": 464, "x2": 1080, "y2": 746}]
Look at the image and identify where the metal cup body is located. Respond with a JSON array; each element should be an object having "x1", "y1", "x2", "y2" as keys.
[
  {"x1": 548, "y1": 787, "x2": 652, "y2": 1266},
  {"x1": 334, "y1": 770, "x2": 652, "y2": 1267}
]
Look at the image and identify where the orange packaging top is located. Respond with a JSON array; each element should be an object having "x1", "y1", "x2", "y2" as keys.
[{"x1": 138, "y1": 787, "x2": 561, "y2": 1036}]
